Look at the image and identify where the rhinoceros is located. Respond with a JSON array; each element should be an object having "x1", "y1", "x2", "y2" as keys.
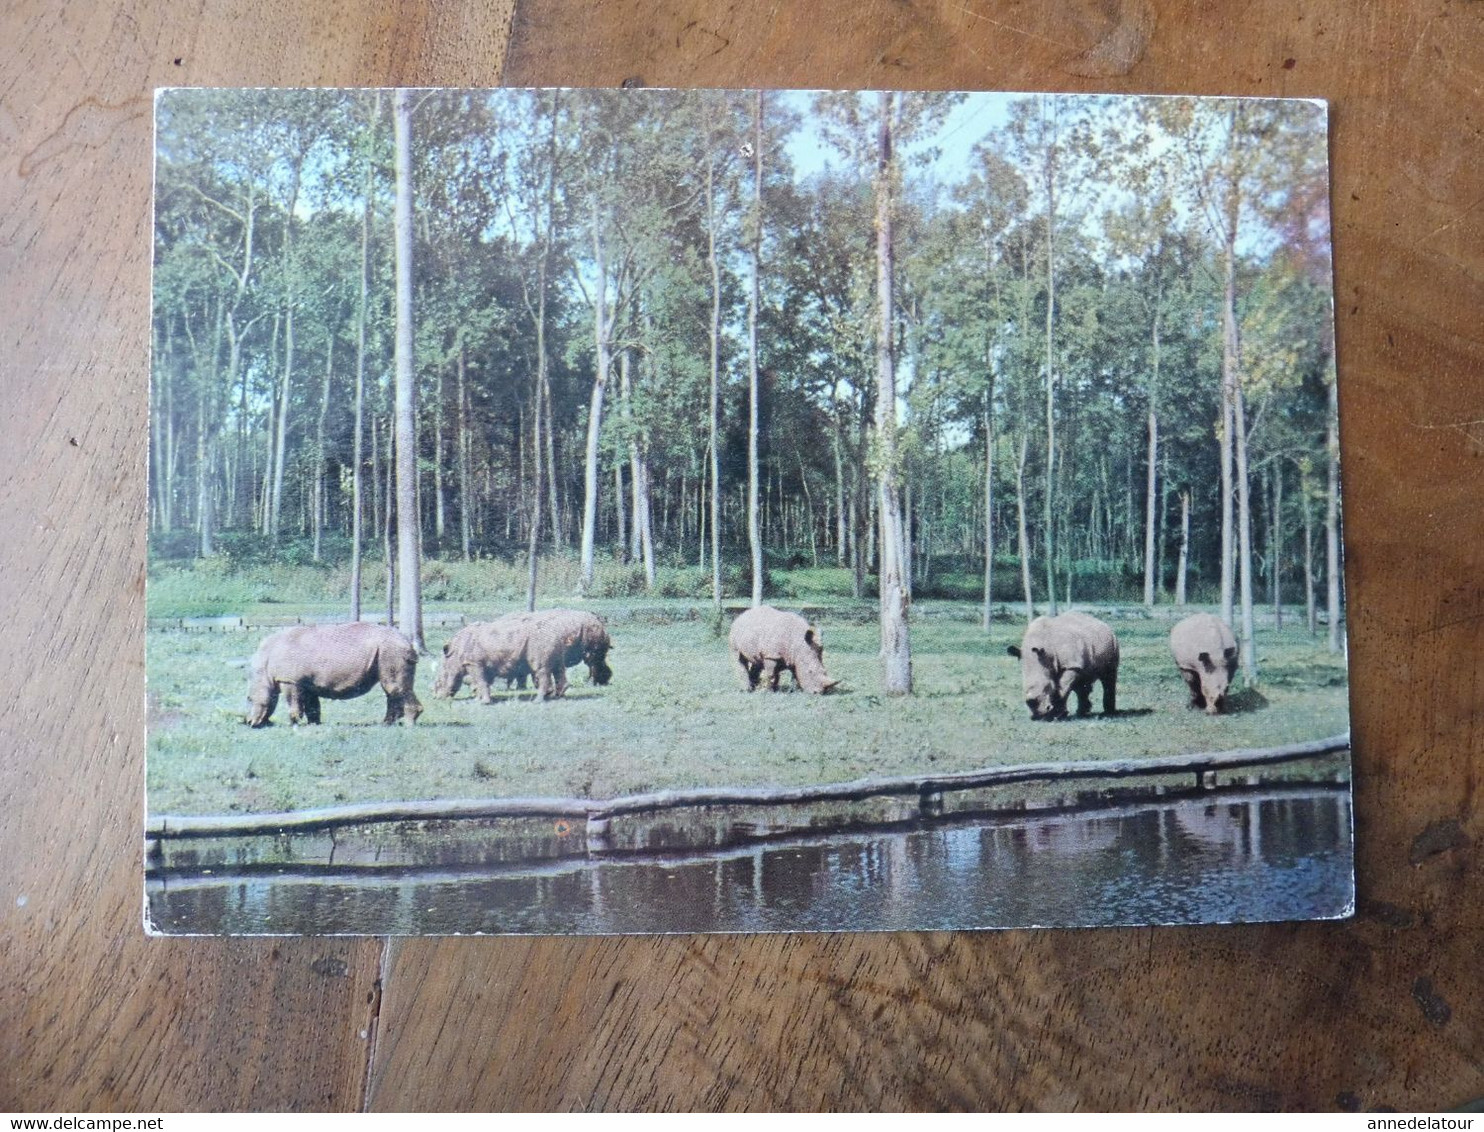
[
  {"x1": 1007, "y1": 611, "x2": 1119, "y2": 721},
  {"x1": 1170, "y1": 613, "x2": 1239, "y2": 714},
  {"x1": 728, "y1": 605, "x2": 837, "y2": 694},
  {"x1": 522, "y1": 609, "x2": 613, "y2": 699},
  {"x1": 246, "y1": 622, "x2": 422, "y2": 727},
  {"x1": 433, "y1": 609, "x2": 612, "y2": 703},
  {"x1": 432, "y1": 615, "x2": 535, "y2": 703}
]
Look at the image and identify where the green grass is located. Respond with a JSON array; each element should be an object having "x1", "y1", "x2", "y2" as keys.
[{"x1": 146, "y1": 611, "x2": 1350, "y2": 817}]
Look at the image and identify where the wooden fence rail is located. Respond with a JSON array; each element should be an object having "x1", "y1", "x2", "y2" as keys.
[{"x1": 148, "y1": 733, "x2": 1350, "y2": 840}]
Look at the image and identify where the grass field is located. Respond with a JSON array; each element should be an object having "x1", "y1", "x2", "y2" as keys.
[{"x1": 145, "y1": 604, "x2": 1350, "y2": 816}]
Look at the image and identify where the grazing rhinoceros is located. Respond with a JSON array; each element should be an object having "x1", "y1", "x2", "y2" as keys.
[
  {"x1": 1007, "y1": 611, "x2": 1119, "y2": 721},
  {"x1": 246, "y1": 622, "x2": 422, "y2": 727},
  {"x1": 728, "y1": 605, "x2": 838, "y2": 694},
  {"x1": 433, "y1": 609, "x2": 613, "y2": 703},
  {"x1": 432, "y1": 615, "x2": 535, "y2": 703},
  {"x1": 527, "y1": 609, "x2": 613, "y2": 699},
  {"x1": 1170, "y1": 613, "x2": 1239, "y2": 715}
]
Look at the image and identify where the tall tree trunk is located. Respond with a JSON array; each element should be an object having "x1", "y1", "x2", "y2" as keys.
[
  {"x1": 1302, "y1": 462, "x2": 1317, "y2": 635},
  {"x1": 1016, "y1": 434, "x2": 1034, "y2": 620},
  {"x1": 312, "y1": 325, "x2": 333, "y2": 562},
  {"x1": 525, "y1": 344, "x2": 544, "y2": 610},
  {"x1": 619, "y1": 340, "x2": 654, "y2": 585},
  {"x1": 746, "y1": 91, "x2": 765, "y2": 608},
  {"x1": 523, "y1": 114, "x2": 557, "y2": 601},
  {"x1": 1176, "y1": 489, "x2": 1190, "y2": 606},
  {"x1": 370, "y1": 393, "x2": 381, "y2": 546},
  {"x1": 230, "y1": 312, "x2": 247, "y2": 528},
  {"x1": 544, "y1": 374, "x2": 561, "y2": 549},
  {"x1": 349, "y1": 94, "x2": 378, "y2": 620},
  {"x1": 614, "y1": 458, "x2": 627, "y2": 563},
  {"x1": 164, "y1": 343, "x2": 177, "y2": 531},
  {"x1": 1155, "y1": 447, "x2": 1169, "y2": 600},
  {"x1": 269, "y1": 302, "x2": 293, "y2": 545},
  {"x1": 1234, "y1": 361, "x2": 1257, "y2": 684},
  {"x1": 384, "y1": 417, "x2": 395, "y2": 626},
  {"x1": 196, "y1": 392, "x2": 213, "y2": 557},
  {"x1": 1326, "y1": 375, "x2": 1342, "y2": 652},
  {"x1": 433, "y1": 361, "x2": 446, "y2": 552},
  {"x1": 636, "y1": 457, "x2": 655, "y2": 587},
  {"x1": 269, "y1": 164, "x2": 302, "y2": 547},
  {"x1": 849, "y1": 472, "x2": 865, "y2": 600},
  {"x1": 702, "y1": 96, "x2": 725, "y2": 607},
  {"x1": 696, "y1": 463, "x2": 706, "y2": 569},
  {"x1": 874, "y1": 91, "x2": 911, "y2": 694},
  {"x1": 393, "y1": 88, "x2": 423, "y2": 652},
  {"x1": 257, "y1": 316, "x2": 277, "y2": 534},
  {"x1": 579, "y1": 183, "x2": 611, "y2": 596},
  {"x1": 523, "y1": 86, "x2": 558, "y2": 590},
  {"x1": 459, "y1": 344, "x2": 472, "y2": 562},
  {"x1": 150, "y1": 326, "x2": 166, "y2": 532},
  {"x1": 902, "y1": 480, "x2": 913, "y2": 600},
  {"x1": 1142, "y1": 295, "x2": 1163, "y2": 610},
  {"x1": 983, "y1": 395, "x2": 995, "y2": 633},
  {"x1": 833, "y1": 426, "x2": 847, "y2": 567},
  {"x1": 1271, "y1": 462, "x2": 1283, "y2": 629},
  {"x1": 624, "y1": 348, "x2": 641, "y2": 565},
  {"x1": 1042, "y1": 97, "x2": 1060, "y2": 618},
  {"x1": 633, "y1": 327, "x2": 656, "y2": 588},
  {"x1": 1219, "y1": 113, "x2": 1240, "y2": 631}
]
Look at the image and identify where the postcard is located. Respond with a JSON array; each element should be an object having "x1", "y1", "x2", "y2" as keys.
[{"x1": 146, "y1": 87, "x2": 1352, "y2": 934}]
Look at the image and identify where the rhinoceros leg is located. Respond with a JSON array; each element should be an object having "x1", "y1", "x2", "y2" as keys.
[
  {"x1": 470, "y1": 666, "x2": 494, "y2": 705},
  {"x1": 765, "y1": 660, "x2": 785, "y2": 692},
  {"x1": 301, "y1": 690, "x2": 322, "y2": 725},
  {"x1": 284, "y1": 683, "x2": 307, "y2": 725},
  {"x1": 1181, "y1": 670, "x2": 1205, "y2": 710},
  {"x1": 382, "y1": 691, "x2": 415, "y2": 724},
  {"x1": 1101, "y1": 673, "x2": 1117, "y2": 716},
  {"x1": 1073, "y1": 678, "x2": 1093, "y2": 717},
  {"x1": 734, "y1": 651, "x2": 761, "y2": 691}
]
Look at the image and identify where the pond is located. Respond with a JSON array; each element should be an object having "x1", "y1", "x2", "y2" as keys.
[{"x1": 146, "y1": 786, "x2": 1353, "y2": 934}]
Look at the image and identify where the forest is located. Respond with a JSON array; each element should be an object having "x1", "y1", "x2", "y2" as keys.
[{"x1": 148, "y1": 87, "x2": 1343, "y2": 696}]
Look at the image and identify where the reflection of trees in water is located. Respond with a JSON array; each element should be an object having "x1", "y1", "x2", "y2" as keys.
[
  {"x1": 1174, "y1": 802, "x2": 1252, "y2": 855},
  {"x1": 149, "y1": 791, "x2": 1353, "y2": 933}
]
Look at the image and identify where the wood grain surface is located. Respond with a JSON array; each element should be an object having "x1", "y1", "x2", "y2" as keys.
[{"x1": 2, "y1": 0, "x2": 1480, "y2": 1112}]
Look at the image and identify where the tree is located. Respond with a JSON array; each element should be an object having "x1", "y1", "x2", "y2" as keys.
[
  {"x1": 699, "y1": 92, "x2": 730, "y2": 609},
  {"x1": 393, "y1": 89, "x2": 423, "y2": 650},
  {"x1": 873, "y1": 92, "x2": 912, "y2": 694},
  {"x1": 148, "y1": 87, "x2": 1339, "y2": 668},
  {"x1": 747, "y1": 91, "x2": 766, "y2": 607},
  {"x1": 1003, "y1": 97, "x2": 1097, "y2": 617}
]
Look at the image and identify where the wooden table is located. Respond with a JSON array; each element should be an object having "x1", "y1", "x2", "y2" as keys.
[{"x1": 3, "y1": 0, "x2": 1480, "y2": 1111}]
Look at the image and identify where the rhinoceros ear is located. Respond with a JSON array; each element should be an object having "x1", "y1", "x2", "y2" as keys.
[
  {"x1": 1006, "y1": 645, "x2": 1022, "y2": 658},
  {"x1": 1032, "y1": 646, "x2": 1051, "y2": 666},
  {"x1": 1198, "y1": 650, "x2": 1215, "y2": 672}
]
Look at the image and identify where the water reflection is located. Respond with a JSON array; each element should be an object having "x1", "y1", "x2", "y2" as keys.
[{"x1": 148, "y1": 787, "x2": 1354, "y2": 935}]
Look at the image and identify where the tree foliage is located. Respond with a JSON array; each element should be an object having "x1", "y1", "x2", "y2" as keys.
[{"x1": 150, "y1": 89, "x2": 1344, "y2": 675}]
